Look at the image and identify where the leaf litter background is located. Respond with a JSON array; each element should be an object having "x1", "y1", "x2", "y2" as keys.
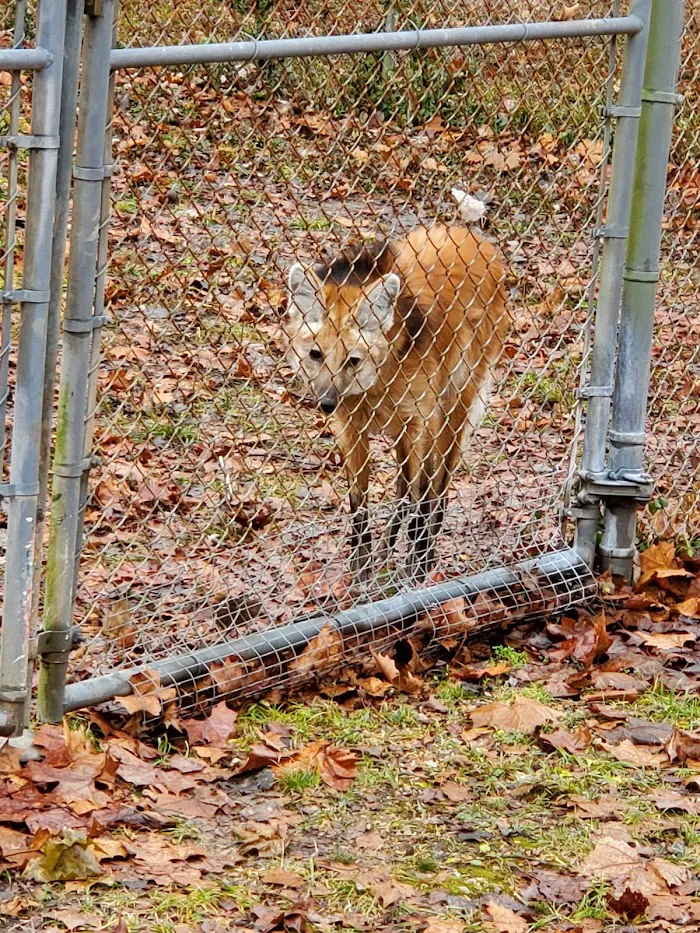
[
  {"x1": 2, "y1": 543, "x2": 700, "y2": 930},
  {"x1": 1, "y1": 0, "x2": 700, "y2": 929}
]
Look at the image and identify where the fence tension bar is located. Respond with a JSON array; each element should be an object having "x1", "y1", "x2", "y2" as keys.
[
  {"x1": 572, "y1": 0, "x2": 651, "y2": 570},
  {"x1": 600, "y1": 0, "x2": 686, "y2": 579}
]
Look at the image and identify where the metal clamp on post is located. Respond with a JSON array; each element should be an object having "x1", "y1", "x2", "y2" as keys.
[
  {"x1": 0, "y1": 482, "x2": 41, "y2": 498},
  {"x1": 33, "y1": 627, "x2": 83, "y2": 663},
  {"x1": 2, "y1": 289, "x2": 51, "y2": 304},
  {"x1": 0, "y1": 134, "x2": 60, "y2": 150},
  {"x1": 606, "y1": 104, "x2": 642, "y2": 118},
  {"x1": 52, "y1": 457, "x2": 93, "y2": 479},
  {"x1": 641, "y1": 88, "x2": 683, "y2": 105},
  {"x1": 609, "y1": 430, "x2": 645, "y2": 448},
  {"x1": 579, "y1": 468, "x2": 654, "y2": 501},
  {"x1": 575, "y1": 384, "x2": 613, "y2": 399},
  {"x1": 594, "y1": 225, "x2": 629, "y2": 239},
  {"x1": 73, "y1": 165, "x2": 109, "y2": 182},
  {"x1": 62, "y1": 315, "x2": 107, "y2": 334}
]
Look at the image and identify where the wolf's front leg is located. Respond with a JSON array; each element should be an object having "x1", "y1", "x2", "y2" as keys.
[{"x1": 336, "y1": 417, "x2": 373, "y2": 581}]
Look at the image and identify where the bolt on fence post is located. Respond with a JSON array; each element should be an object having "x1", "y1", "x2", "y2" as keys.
[
  {"x1": 38, "y1": 0, "x2": 116, "y2": 724},
  {"x1": 600, "y1": 0, "x2": 685, "y2": 579},
  {"x1": 29, "y1": 0, "x2": 85, "y2": 727},
  {"x1": 0, "y1": 0, "x2": 69, "y2": 738},
  {"x1": 574, "y1": 0, "x2": 651, "y2": 567}
]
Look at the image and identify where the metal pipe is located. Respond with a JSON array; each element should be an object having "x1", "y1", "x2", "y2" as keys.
[
  {"x1": 63, "y1": 547, "x2": 595, "y2": 713},
  {"x1": 0, "y1": 0, "x2": 69, "y2": 737},
  {"x1": 0, "y1": 0, "x2": 28, "y2": 476},
  {"x1": 576, "y1": 0, "x2": 651, "y2": 563},
  {"x1": 39, "y1": 0, "x2": 117, "y2": 725},
  {"x1": 31, "y1": 0, "x2": 86, "y2": 721},
  {"x1": 71, "y1": 15, "x2": 118, "y2": 618},
  {"x1": 601, "y1": 0, "x2": 685, "y2": 579},
  {"x1": 0, "y1": 48, "x2": 52, "y2": 71},
  {"x1": 111, "y1": 16, "x2": 643, "y2": 70}
]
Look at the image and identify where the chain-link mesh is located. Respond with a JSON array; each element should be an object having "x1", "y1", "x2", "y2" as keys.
[
  {"x1": 639, "y1": 6, "x2": 700, "y2": 550},
  {"x1": 58, "y1": 2, "x2": 628, "y2": 712}
]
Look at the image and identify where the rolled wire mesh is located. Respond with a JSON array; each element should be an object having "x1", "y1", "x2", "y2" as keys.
[
  {"x1": 638, "y1": 5, "x2": 700, "y2": 549},
  {"x1": 67, "y1": 3, "x2": 620, "y2": 713}
]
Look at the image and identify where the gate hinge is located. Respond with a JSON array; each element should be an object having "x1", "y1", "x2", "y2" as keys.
[
  {"x1": 84, "y1": 0, "x2": 104, "y2": 16},
  {"x1": 32, "y1": 627, "x2": 83, "y2": 660},
  {"x1": 578, "y1": 469, "x2": 654, "y2": 502}
]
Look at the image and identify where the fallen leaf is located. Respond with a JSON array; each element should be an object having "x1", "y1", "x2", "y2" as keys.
[
  {"x1": 23, "y1": 829, "x2": 103, "y2": 882},
  {"x1": 666, "y1": 727, "x2": 700, "y2": 763},
  {"x1": 288, "y1": 625, "x2": 344, "y2": 675},
  {"x1": 182, "y1": 702, "x2": 238, "y2": 746},
  {"x1": 263, "y1": 868, "x2": 305, "y2": 888},
  {"x1": 471, "y1": 696, "x2": 563, "y2": 734},
  {"x1": 484, "y1": 902, "x2": 528, "y2": 933},
  {"x1": 637, "y1": 631, "x2": 696, "y2": 650},
  {"x1": 115, "y1": 669, "x2": 176, "y2": 717},
  {"x1": 540, "y1": 725, "x2": 591, "y2": 754},
  {"x1": 283, "y1": 741, "x2": 359, "y2": 791},
  {"x1": 424, "y1": 920, "x2": 464, "y2": 933},
  {"x1": 440, "y1": 780, "x2": 471, "y2": 802},
  {"x1": 674, "y1": 597, "x2": 700, "y2": 618},
  {"x1": 603, "y1": 739, "x2": 667, "y2": 768}
]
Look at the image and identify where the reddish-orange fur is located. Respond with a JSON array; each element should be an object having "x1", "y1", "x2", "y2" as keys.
[{"x1": 285, "y1": 223, "x2": 510, "y2": 575}]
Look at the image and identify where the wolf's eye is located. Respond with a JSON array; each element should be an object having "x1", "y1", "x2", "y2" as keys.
[
  {"x1": 308, "y1": 348, "x2": 323, "y2": 362},
  {"x1": 346, "y1": 355, "x2": 362, "y2": 369}
]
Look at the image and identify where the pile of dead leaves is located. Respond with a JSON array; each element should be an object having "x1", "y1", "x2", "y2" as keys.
[{"x1": 0, "y1": 703, "x2": 358, "y2": 887}]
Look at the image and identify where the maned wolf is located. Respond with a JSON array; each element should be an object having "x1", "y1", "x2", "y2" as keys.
[{"x1": 284, "y1": 216, "x2": 509, "y2": 579}]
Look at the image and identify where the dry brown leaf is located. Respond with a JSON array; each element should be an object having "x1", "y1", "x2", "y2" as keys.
[
  {"x1": 470, "y1": 696, "x2": 562, "y2": 734},
  {"x1": 540, "y1": 725, "x2": 591, "y2": 754},
  {"x1": 579, "y1": 836, "x2": 644, "y2": 879},
  {"x1": 604, "y1": 740, "x2": 667, "y2": 768},
  {"x1": 440, "y1": 780, "x2": 471, "y2": 802},
  {"x1": 484, "y1": 902, "x2": 528, "y2": 933},
  {"x1": 424, "y1": 920, "x2": 465, "y2": 933},
  {"x1": 640, "y1": 542, "x2": 678, "y2": 574},
  {"x1": 675, "y1": 597, "x2": 700, "y2": 618},
  {"x1": 283, "y1": 741, "x2": 359, "y2": 791},
  {"x1": 263, "y1": 868, "x2": 305, "y2": 888},
  {"x1": 115, "y1": 669, "x2": 176, "y2": 717},
  {"x1": 182, "y1": 702, "x2": 238, "y2": 746},
  {"x1": 666, "y1": 727, "x2": 700, "y2": 763},
  {"x1": 638, "y1": 631, "x2": 696, "y2": 649},
  {"x1": 289, "y1": 625, "x2": 344, "y2": 675}
]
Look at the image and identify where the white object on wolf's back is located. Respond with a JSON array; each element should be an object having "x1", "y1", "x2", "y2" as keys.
[{"x1": 451, "y1": 188, "x2": 487, "y2": 224}]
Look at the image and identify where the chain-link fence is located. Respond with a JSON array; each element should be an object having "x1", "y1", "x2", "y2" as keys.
[{"x1": 0, "y1": 0, "x2": 692, "y2": 729}]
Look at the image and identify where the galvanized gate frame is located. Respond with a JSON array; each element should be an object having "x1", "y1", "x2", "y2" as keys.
[{"x1": 0, "y1": 0, "x2": 686, "y2": 733}]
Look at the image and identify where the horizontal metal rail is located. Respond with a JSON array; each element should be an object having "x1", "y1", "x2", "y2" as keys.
[
  {"x1": 0, "y1": 48, "x2": 52, "y2": 71},
  {"x1": 111, "y1": 16, "x2": 643, "y2": 70},
  {"x1": 62, "y1": 547, "x2": 596, "y2": 713}
]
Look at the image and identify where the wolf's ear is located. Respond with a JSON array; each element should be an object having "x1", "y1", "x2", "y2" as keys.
[
  {"x1": 287, "y1": 263, "x2": 324, "y2": 327},
  {"x1": 357, "y1": 273, "x2": 400, "y2": 334}
]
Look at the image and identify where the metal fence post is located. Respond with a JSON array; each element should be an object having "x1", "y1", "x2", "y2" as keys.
[
  {"x1": 0, "y1": 0, "x2": 70, "y2": 737},
  {"x1": 600, "y1": 0, "x2": 686, "y2": 579},
  {"x1": 573, "y1": 0, "x2": 651, "y2": 567},
  {"x1": 30, "y1": 0, "x2": 85, "y2": 726},
  {"x1": 38, "y1": 0, "x2": 116, "y2": 724}
]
